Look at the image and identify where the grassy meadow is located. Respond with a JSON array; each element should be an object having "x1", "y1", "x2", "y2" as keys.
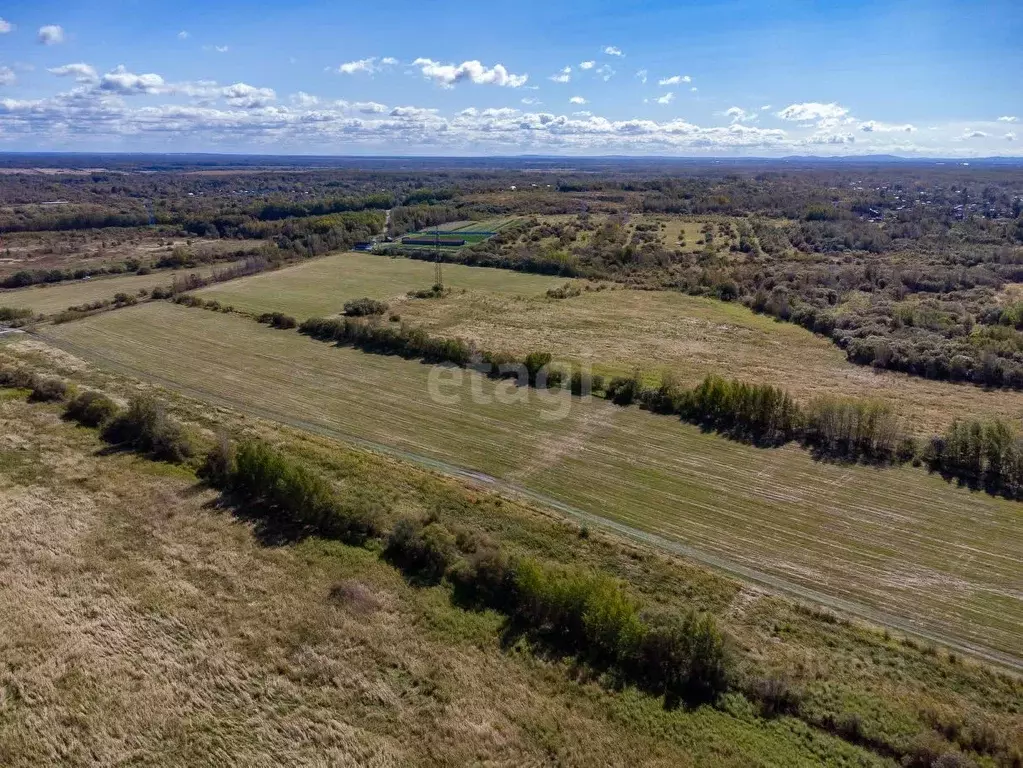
[
  {"x1": 0, "y1": 261, "x2": 243, "y2": 316},
  {"x1": 195, "y1": 251, "x2": 568, "y2": 317},
  {"x1": 195, "y1": 250, "x2": 1023, "y2": 434},
  {"x1": 42, "y1": 302, "x2": 1023, "y2": 661},
  {"x1": 5, "y1": 389, "x2": 1020, "y2": 765}
]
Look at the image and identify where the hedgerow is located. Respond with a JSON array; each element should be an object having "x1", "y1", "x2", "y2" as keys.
[{"x1": 200, "y1": 437, "x2": 382, "y2": 545}]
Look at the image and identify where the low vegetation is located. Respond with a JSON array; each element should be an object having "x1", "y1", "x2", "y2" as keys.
[
  {"x1": 343, "y1": 297, "x2": 389, "y2": 316},
  {"x1": 42, "y1": 302, "x2": 1023, "y2": 662},
  {"x1": 1, "y1": 371, "x2": 1019, "y2": 766}
]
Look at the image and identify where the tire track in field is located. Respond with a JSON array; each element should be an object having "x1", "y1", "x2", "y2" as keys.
[{"x1": 31, "y1": 329, "x2": 1023, "y2": 673}]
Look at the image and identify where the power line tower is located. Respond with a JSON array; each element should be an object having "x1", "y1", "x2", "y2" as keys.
[{"x1": 434, "y1": 260, "x2": 444, "y2": 291}]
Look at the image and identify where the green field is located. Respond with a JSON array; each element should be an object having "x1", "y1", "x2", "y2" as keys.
[
  {"x1": 195, "y1": 251, "x2": 569, "y2": 317},
  {"x1": 44, "y1": 302, "x2": 1023, "y2": 662},
  {"x1": 198, "y1": 254, "x2": 1023, "y2": 435},
  {"x1": 400, "y1": 217, "x2": 521, "y2": 247},
  {"x1": 0, "y1": 262, "x2": 242, "y2": 316}
]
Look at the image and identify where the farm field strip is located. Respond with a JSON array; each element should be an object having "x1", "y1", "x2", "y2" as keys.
[
  {"x1": 44, "y1": 302, "x2": 1023, "y2": 661},
  {"x1": 207, "y1": 259, "x2": 1023, "y2": 435},
  {"x1": 195, "y1": 250, "x2": 569, "y2": 317},
  {"x1": 1, "y1": 262, "x2": 245, "y2": 315}
]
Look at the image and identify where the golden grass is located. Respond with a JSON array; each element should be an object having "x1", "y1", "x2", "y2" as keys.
[
  {"x1": 187, "y1": 249, "x2": 1023, "y2": 434},
  {"x1": 0, "y1": 397, "x2": 915, "y2": 767},
  {"x1": 195, "y1": 251, "x2": 569, "y2": 318},
  {"x1": 40, "y1": 304, "x2": 1023, "y2": 660},
  {"x1": 393, "y1": 287, "x2": 1023, "y2": 435}
]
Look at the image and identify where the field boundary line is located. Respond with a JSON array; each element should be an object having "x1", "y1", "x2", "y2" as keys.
[{"x1": 31, "y1": 328, "x2": 1023, "y2": 674}]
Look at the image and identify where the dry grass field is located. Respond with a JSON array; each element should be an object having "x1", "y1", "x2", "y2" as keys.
[
  {"x1": 1, "y1": 398, "x2": 879, "y2": 766},
  {"x1": 195, "y1": 251, "x2": 569, "y2": 317},
  {"x1": 397, "y1": 287, "x2": 1023, "y2": 435},
  {"x1": 0, "y1": 261, "x2": 245, "y2": 316},
  {"x1": 194, "y1": 253, "x2": 1023, "y2": 435},
  {"x1": 40, "y1": 303, "x2": 1023, "y2": 661},
  {"x1": 8, "y1": 390, "x2": 1020, "y2": 765}
]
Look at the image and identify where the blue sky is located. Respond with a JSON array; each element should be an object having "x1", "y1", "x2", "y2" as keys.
[{"x1": 1, "y1": 0, "x2": 1020, "y2": 155}]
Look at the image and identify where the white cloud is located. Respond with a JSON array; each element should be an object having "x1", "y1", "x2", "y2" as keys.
[
  {"x1": 1006, "y1": 132, "x2": 1017, "y2": 141},
  {"x1": 214, "y1": 45, "x2": 229, "y2": 53},
  {"x1": 48, "y1": 63, "x2": 99, "y2": 84},
  {"x1": 177, "y1": 30, "x2": 189, "y2": 40},
  {"x1": 569, "y1": 96, "x2": 587, "y2": 105},
  {"x1": 635, "y1": 69, "x2": 647, "y2": 84},
  {"x1": 221, "y1": 82, "x2": 276, "y2": 108},
  {"x1": 998, "y1": 116, "x2": 1018, "y2": 123},
  {"x1": 655, "y1": 92, "x2": 674, "y2": 105},
  {"x1": 353, "y1": 100, "x2": 387, "y2": 114},
  {"x1": 521, "y1": 97, "x2": 541, "y2": 105},
  {"x1": 776, "y1": 102, "x2": 849, "y2": 122},
  {"x1": 412, "y1": 58, "x2": 528, "y2": 88},
  {"x1": 2, "y1": 80, "x2": 1011, "y2": 158},
  {"x1": 549, "y1": 66, "x2": 572, "y2": 83},
  {"x1": 807, "y1": 132, "x2": 855, "y2": 145},
  {"x1": 603, "y1": 46, "x2": 623, "y2": 56},
  {"x1": 389, "y1": 105, "x2": 440, "y2": 118},
  {"x1": 579, "y1": 61, "x2": 595, "y2": 70},
  {"x1": 691, "y1": 87, "x2": 698, "y2": 92},
  {"x1": 859, "y1": 120, "x2": 916, "y2": 133},
  {"x1": 760, "y1": 104, "x2": 771, "y2": 110},
  {"x1": 0, "y1": 18, "x2": 13, "y2": 34},
  {"x1": 0, "y1": 67, "x2": 14, "y2": 86},
  {"x1": 100, "y1": 65, "x2": 166, "y2": 95},
  {"x1": 290, "y1": 91, "x2": 319, "y2": 108},
  {"x1": 963, "y1": 129, "x2": 987, "y2": 139},
  {"x1": 338, "y1": 57, "x2": 397, "y2": 75},
  {"x1": 596, "y1": 65, "x2": 615, "y2": 82},
  {"x1": 725, "y1": 107, "x2": 756, "y2": 123},
  {"x1": 38, "y1": 25, "x2": 65, "y2": 45},
  {"x1": 658, "y1": 75, "x2": 691, "y2": 86}
]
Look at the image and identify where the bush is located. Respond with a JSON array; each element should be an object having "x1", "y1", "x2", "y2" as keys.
[
  {"x1": 605, "y1": 372, "x2": 643, "y2": 406},
  {"x1": 112, "y1": 292, "x2": 137, "y2": 306},
  {"x1": 408, "y1": 283, "x2": 447, "y2": 299},
  {"x1": 257, "y1": 311, "x2": 297, "y2": 329},
  {"x1": 635, "y1": 612, "x2": 730, "y2": 705},
  {"x1": 198, "y1": 432, "x2": 236, "y2": 486},
  {"x1": 448, "y1": 547, "x2": 518, "y2": 610},
  {"x1": 524, "y1": 351, "x2": 554, "y2": 387},
  {"x1": 101, "y1": 396, "x2": 194, "y2": 463},
  {"x1": 63, "y1": 390, "x2": 120, "y2": 427},
  {"x1": 546, "y1": 283, "x2": 582, "y2": 300},
  {"x1": 569, "y1": 371, "x2": 605, "y2": 396},
  {"x1": 343, "y1": 297, "x2": 389, "y2": 317},
  {"x1": 0, "y1": 306, "x2": 33, "y2": 323},
  {"x1": 29, "y1": 377, "x2": 70, "y2": 402},
  {"x1": 751, "y1": 675, "x2": 804, "y2": 717},
  {"x1": 213, "y1": 438, "x2": 382, "y2": 544},
  {"x1": 384, "y1": 518, "x2": 456, "y2": 583},
  {"x1": 0, "y1": 366, "x2": 37, "y2": 390}
]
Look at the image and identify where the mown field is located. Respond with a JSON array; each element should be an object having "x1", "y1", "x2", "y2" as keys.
[
  {"x1": 424, "y1": 217, "x2": 520, "y2": 233},
  {"x1": 0, "y1": 261, "x2": 243, "y2": 316},
  {"x1": 195, "y1": 251, "x2": 569, "y2": 318},
  {"x1": 7, "y1": 388, "x2": 1020, "y2": 766},
  {"x1": 42, "y1": 302, "x2": 1023, "y2": 661},
  {"x1": 194, "y1": 252, "x2": 1023, "y2": 435}
]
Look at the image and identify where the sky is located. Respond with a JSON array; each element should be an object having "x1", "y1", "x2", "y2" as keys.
[{"x1": 0, "y1": 0, "x2": 1020, "y2": 156}]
